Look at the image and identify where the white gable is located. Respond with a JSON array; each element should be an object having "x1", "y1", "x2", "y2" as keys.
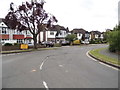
[{"x1": 0, "y1": 22, "x2": 8, "y2": 28}]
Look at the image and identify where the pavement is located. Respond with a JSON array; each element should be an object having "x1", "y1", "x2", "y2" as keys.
[{"x1": 2, "y1": 44, "x2": 119, "y2": 88}]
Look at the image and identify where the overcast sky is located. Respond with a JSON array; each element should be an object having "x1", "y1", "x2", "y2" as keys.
[{"x1": 0, "y1": 0, "x2": 119, "y2": 32}]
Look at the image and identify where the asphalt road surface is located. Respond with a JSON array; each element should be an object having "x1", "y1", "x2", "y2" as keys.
[{"x1": 2, "y1": 44, "x2": 118, "y2": 88}]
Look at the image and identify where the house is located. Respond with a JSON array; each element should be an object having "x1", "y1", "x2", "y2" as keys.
[
  {"x1": 39, "y1": 25, "x2": 69, "y2": 43},
  {"x1": 90, "y1": 31, "x2": 102, "y2": 40},
  {"x1": 0, "y1": 17, "x2": 69, "y2": 45},
  {"x1": 71, "y1": 28, "x2": 86, "y2": 40},
  {"x1": 0, "y1": 18, "x2": 33, "y2": 45},
  {"x1": 71, "y1": 28, "x2": 91, "y2": 43}
]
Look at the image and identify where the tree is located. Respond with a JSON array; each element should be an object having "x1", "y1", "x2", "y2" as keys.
[
  {"x1": 4, "y1": 0, "x2": 58, "y2": 49},
  {"x1": 65, "y1": 34, "x2": 77, "y2": 45}
]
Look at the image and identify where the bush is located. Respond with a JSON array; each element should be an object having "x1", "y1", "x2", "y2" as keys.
[
  {"x1": 90, "y1": 39, "x2": 95, "y2": 44},
  {"x1": 107, "y1": 30, "x2": 120, "y2": 52},
  {"x1": 14, "y1": 43, "x2": 20, "y2": 46},
  {"x1": 65, "y1": 34, "x2": 77, "y2": 43},
  {"x1": 4, "y1": 43, "x2": 13, "y2": 46},
  {"x1": 109, "y1": 44, "x2": 116, "y2": 52},
  {"x1": 54, "y1": 43, "x2": 61, "y2": 47}
]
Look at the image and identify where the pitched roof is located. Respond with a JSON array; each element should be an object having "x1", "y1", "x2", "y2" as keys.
[
  {"x1": 90, "y1": 31, "x2": 101, "y2": 35},
  {"x1": 71, "y1": 28, "x2": 86, "y2": 34},
  {"x1": 48, "y1": 25, "x2": 69, "y2": 32},
  {"x1": 0, "y1": 18, "x2": 4, "y2": 23},
  {"x1": 0, "y1": 18, "x2": 8, "y2": 27}
]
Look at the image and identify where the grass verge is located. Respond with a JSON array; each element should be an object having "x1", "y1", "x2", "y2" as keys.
[{"x1": 89, "y1": 48, "x2": 120, "y2": 66}]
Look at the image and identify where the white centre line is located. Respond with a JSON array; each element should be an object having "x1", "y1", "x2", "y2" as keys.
[
  {"x1": 40, "y1": 56, "x2": 49, "y2": 70},
  {"x1": 43, "y1": 81, "x2": 49, "y2": 90},
  {"x1": 40, "y1": 62, "x2": 44, "y2": 70}
]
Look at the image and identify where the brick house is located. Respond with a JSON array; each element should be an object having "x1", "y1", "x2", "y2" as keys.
[
  {"x1": 90, "y1": 31, "x2": 103, "y2": 40},
  {"x1": 71, "y1": 28, "x2": 91, "y2": 43}
]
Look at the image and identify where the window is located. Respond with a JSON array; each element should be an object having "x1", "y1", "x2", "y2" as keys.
[
  {"x1": 17, "y1": 39, "x2": 23, "y2": 44},
  {"x1": 28, "y1": 40, "x2": 31, "y2": 44},
  {"x1": 60, "y1": 31, "x2": 62, "y2": 35},
  {"x1": 50, "y1": 31, "x2": 54, "y2": 35},
  {"x1": 17, "y1": 31, "x2": 22, "y2": 34},
  {"x1": 64, "y1": 32, "x2": 66, "y2": 35},
  {"x1": 2, "y1": 28, "x2": 7, "y2": 34},
  {"x1": 2, "y1": 39, "x2": 9, "y2": 41}
]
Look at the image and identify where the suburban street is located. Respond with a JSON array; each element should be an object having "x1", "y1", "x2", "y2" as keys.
[{"x1": 2, "y1": 44, "x2": 118, "y2": 88}]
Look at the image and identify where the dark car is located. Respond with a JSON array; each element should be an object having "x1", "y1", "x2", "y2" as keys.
[
  {"x1": 42, "y1": 41, "x2": 54, "y2": 47},
  {"x1": 61, "y1": 41, "x2": 70, "y2": 46}
]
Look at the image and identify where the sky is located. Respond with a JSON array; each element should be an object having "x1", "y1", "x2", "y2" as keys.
[{"x1": 0, "y1": 0, "x2": 119, "y2": 32}]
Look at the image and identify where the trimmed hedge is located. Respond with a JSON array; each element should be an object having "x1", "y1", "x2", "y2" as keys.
[
  {"x1": 4, "y1": 43, "x2": 13, "y2": 46},
  {"x1": 108, "y1": 30, "x2": 120, "y2": 52}
]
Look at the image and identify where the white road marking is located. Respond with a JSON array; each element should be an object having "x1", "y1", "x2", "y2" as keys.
[
  {"x1": 99, "y1": 62, "x2": 111, "y2": 68},
  {"x1": 43, "y1": 81, "x2": 49, "y2": 90},
  {"x1": 86, "y1": 51, "x2": 97, "y2": 62},
  {"x1": 40, "y1": 56, "x2": 49, "y2": 70},
  {"x1": 99, "y1": 62, "x2": 119, "y2": 71},
  {"x1": 86, "y1": 51, "x2": 119, "y2": 71},
  {"x1": 40, "y1": 62, "x2": 44, "y2": 70},
  {"x1": 39, "y1": 57, "x2": 49, "y2": 89}
]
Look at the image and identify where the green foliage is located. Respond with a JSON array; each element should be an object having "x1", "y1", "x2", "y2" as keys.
[
  {"x1": 89, "y1": 39, "x2": 95, "y2": 44},
  {"x1": 14, "y1": 43, "x2": 20, "y2": 46},
  {"x1": 95, "y1": 39, "x2": 102, "y2": 44},
  {"x1": 4, "y1": 43, "x2": 13, "y2": 46},
  {"x1": 65, "y1": 34, "x2": 77, "y2": 43},
  {"x1": 107, "y1": 25, "x2": 120, "y2": 52},
  {"x1": 90, "y1": 39, "x2": 103, "y2": 44},
  {"x1": 103, "y1": 32, "x2": 109, "y2": 42}
]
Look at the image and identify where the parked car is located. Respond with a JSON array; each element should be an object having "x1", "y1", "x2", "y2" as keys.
[
  {"x1": 1, "y1": 40, "x2": 17, "y2": 46},
  {"x1": 61, "y1": 41, "x2": 70, "y2": 46},
  {"x1": 73, "y1": 40, "x2": 80, "y2": 45},
  {"x1": 42, "y1": 41, "x2": 54, "y2": 47},
  {"x1": 27, "y1": 43, "x2": 34, "y2": 46},
  {"x1": 81, "y1": 40, "x2": 89, "y2": 44}
]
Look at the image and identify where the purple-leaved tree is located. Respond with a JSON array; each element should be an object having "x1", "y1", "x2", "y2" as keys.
[{"x1": 4, "y1": 0, "x2": 58, "y2": 49}]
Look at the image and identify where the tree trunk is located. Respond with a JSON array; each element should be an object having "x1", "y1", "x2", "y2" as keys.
[{"x1": 33, "y1": 35, "x2": 37, "y2": 49}]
